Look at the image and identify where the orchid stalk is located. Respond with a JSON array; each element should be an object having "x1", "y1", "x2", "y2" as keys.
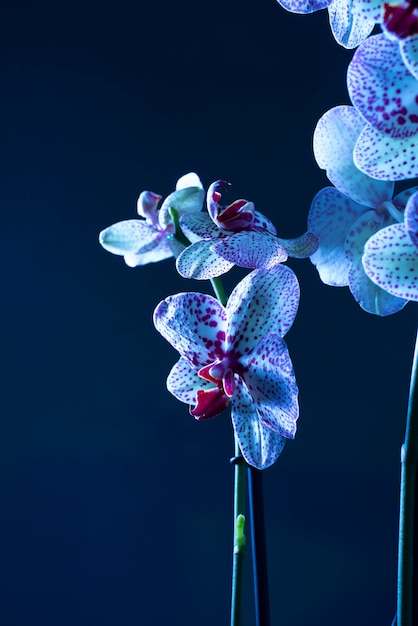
[{"x1": 99, "y1": 0, "x2": 418, "y2": 621}]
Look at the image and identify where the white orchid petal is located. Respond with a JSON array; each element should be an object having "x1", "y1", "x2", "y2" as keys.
[
  {"x1": 308, "y1": 187, "x2": 367, "y2": 286},
  {"x1": 159, "y1": 186, "x2": 204, "y2": 229},
  {"x1": 124, "y1": 237, "x2": 174, "y2": 266},
  {"x1": 363, "y1": 224, "x2": 418, "y2": 300},
  {"x1": 400, "y1": 35, "x2": 418, "y2": 81},
  {"x1": 176, "y1": 241, "x2": 234, "y2": 279},
  {"x1": 241, "y1": 334, "x2": 299, "y2": 438},
  {"x1": 99, "y1": 220, "x2": 160, "y2": 255},
  {"x1": 404, "y1": 191, "x2": 418, "y2": 248},
  {"x1": 153, "y1": 292, "x2": 227, "y2": 367},
  {"x1": 226, "y1": 267, "x2": 300, "y2": 355},
  {"x1": 175, "y1": 172, "x2": 203, "y2": 191},
  {"x1": 212, "y1": 231, "x2": 288, "y2": 269},
  {"x1": 354, "y1": 124, "x2": 418, "y2": 181},
  {"x1": 313, "y1": 106, "x2": 394, "y2": 205},
  {"x1": 167, "y1": 357, "x2": 213, "y2": 404},
  {"x1": 180, "y1": 212, "x2": 220, "y2": 242},
  {"x1": 276, "y1": 0, "x2": 332, "y2": 13},
  {"x1": 328, "y1": 0, "x2": 375, "y2": 49},
  {"x1": 348, "y1": 34, "x2": 418, "y2": 140},
  {"x1": 231, "y1": 379, "x2": 286, "y2": 470}
]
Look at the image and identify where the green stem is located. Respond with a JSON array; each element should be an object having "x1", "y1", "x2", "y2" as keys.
[
  {"x1": 210, "y1": 277, "x2": 227, "y2": 306},
  {"x1": 230, "y1": 439, "x2": 247, "y2": 626},
  {"x1": 397, "y1": 327, "x2": 418, "y2": 626}
]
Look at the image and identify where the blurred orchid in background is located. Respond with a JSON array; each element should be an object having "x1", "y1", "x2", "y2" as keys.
[
  {"x1": 99, "y1": 172, "x2": 204, "y2": 266},
  {"x1": 177, "y1": 180, "x2": 318, "y2": 279},
  {"x1": 308, "y1": 104, "x2": 418, "y2": 314},
  {"x1": 153, "y1": 267, "x2": 300, "y2": 469}
]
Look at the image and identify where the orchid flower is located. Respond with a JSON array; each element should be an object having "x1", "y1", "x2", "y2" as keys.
[
  {"x1": 309, "y1": 104, "x2": 418, "y2": 315},
  {"x1": 176, "y1": 180, "x2": 318, "y2": 280},
  {"x1": 99, "y1": 173, "x2": 204, "y2": 266},
  {"x1": 362, "y1": 190, "x2": 418, "y2": 300},
  {"x1": 275, "y1": 0, "x2": 375, "y2": 48},
  {"x1": 153, "y1": 267, "x2": 300, "y2": 469},
  {"x1": 347, "y1": 33, "x2": 418, "y2": 181}
]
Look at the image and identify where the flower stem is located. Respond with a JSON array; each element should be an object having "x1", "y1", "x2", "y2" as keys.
[
  {"x1": 396, "y1": 327, "x2": 418, "y2": 626},
  {"x1": 230, "y1": 441, "x2": 247, "y2": 626},
  {"x1": 210, "y1": 277, "x2": 227, "y2": 306},
  {"x1": 247, "y1": 467, "x2": 271, "y2": 626}
]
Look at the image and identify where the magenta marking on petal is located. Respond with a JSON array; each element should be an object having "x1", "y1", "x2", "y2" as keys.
[{"x1": 190, "y1": 386, "x2": 230, "y2": 420}]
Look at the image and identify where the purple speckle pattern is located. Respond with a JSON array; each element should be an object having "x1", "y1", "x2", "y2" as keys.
[
  {"x1": 226, "y1": 267, "x2": 300, "y2": 347},
  {"x1": 328, "y1": 0, "x2": 375, "y2": 49},
  {"x1": 309, "y1": 187, "x2": 367, "y2": 285},
  {"x1": 211, "y1": 231, "x2": 288, "y2": 269},
  {"x1": 231, "y1": 379, "x2": 286, "y2": 470},
  {"x1": 348, "y1": 34, "x2": 418, "y2": 140},
  {"x1": 363, "y1": 223, "x2": 418, "y2": 301},
  {"x1": 167, "y1": 357, "x2": 213, "y2": 404},
  {"x1": 179, "y1": 212, "x2": 219, "y2": 243},
  {"x1": 313, "y1": 105, "x2": 394, "y2": 206},
  {"x1": 153, "y1": 292, "x2": 227, "y2": 368},
  {"x1": 153, "y1": 267, "x2": 300, "y2": 469},
  {"x1": 176, "y1": 240, "x2": 234, "y2": 279},
  {"x1": 400, "y1": 35, "x2": 418, "y2": 80},
  {"x1": 276, "y1": 0, "x2": 332, "y2": 14},
  {"x1": 354, "y1": 123, "x2": 418, "y2": 181}
]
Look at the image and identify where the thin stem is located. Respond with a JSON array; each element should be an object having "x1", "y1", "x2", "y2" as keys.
[
  {"x1": 397, "y1": 327, "x2": 418, "y2": 626},
  {"x1": 230, "y1": 439, "x2": 247, "y2": 626},
  {"x1": 247, "y1": 467, "x2": 271, "y2": 626}
]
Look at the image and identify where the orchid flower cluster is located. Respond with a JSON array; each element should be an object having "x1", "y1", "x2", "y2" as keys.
[
  {"x1": 99, "y1": 1, "x2": 418, "y2": 623},
  {"x1": 100, "y1": 172, "x2": 317, "y2": 470}
]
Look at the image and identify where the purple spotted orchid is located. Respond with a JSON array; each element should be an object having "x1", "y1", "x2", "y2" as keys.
[
  {"x1": 176, "y1": 180, "x2": 318, "y2": 280},
  {"x1": 309, "y1": 104, "x2": 418, "y2": 315},
  {"x1": 275, "y1": 0, "x2": 375, "y2": 48},
  {"x1": 362, "y1": 190, "x2": 418, "y2": 300},
  {"x1": 153, "y1": 266, "x2": 300, "y2": 469},
  {"x1": 99, "y1": 173, "x2": 204, "y2": 266},
  {"x1": 347, "y1": 33, "x2": 418, "y2": 181}
]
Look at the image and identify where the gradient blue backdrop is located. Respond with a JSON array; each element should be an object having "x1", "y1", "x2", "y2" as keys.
[{"x1": 1, "y1": 1, "x2": 417, "y2": 624}]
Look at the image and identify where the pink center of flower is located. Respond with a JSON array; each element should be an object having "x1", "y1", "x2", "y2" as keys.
[
  {"x1": 190, "y1": 355, "x2": 238, "y2": 420},
  {"x1": 383, "y1": 1, "x2": 418, "y2": 39},
  {"x1": 207, "y1": 180, "x2": 255, "y2": 232}
]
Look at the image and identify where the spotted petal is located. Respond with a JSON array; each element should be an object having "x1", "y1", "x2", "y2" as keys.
[
  {"x1": 276, "y1": 0, "x2": 332, "y2": 13},
  {"x1": 99, "y1": 220, "x2": 161, "y2": 255},
  {"x1": 241, "y1": 333, "x2": 298, "y2": 438},
  {"x1": 124, "y1": 236, "x2": 174, "y2": 266},
  {"x1": 354, "y1": 124, "x2": 418, "y2": 181},
  {"x1": 153, "y1": 292, "x2": 227, "y2": 368},
  {"x1": 211, "y1": 231, "x2": 288, "y2": 269},
  {"x1": 232, "y1": 378, "x2": 286, "y2": 470},
  {"x1": 400, "y1": 35, "x2": 418, "y2": 81},
  {"x1": 308, "y1": 187, "x2": 367, "y2": 285},
  {"x1": 176, "y1": 240, "x2": 234, "y2": 279},
  {"x1": 404, "y1": 190, "x2": 418, "y2": 248},
  {"x1": 313, "y1": 106, "x2": 394, "y2": 206},
  {"x1": 346, "y1": 211, "x2": 407, "y2": 314},
  {"x1": 347, "y1": 34, "x2": 418, "y2": 139},
  {"x1": 167, "y1": 357, "x2": 214, "y2": 403},
  {"x1": 328, "y1": 0, "x2": 375, "y2": 49},
  {"x1": 180, "y1": 212, "x2": 220, "y2": 243},
  {"x1": 226, "y1": 267, "x2": 300, "y2": 355},
  {"x1": 363, "y1": 223, "x2": 418, "y2": 300}
]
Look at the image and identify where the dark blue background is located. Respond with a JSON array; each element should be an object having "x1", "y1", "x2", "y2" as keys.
[{"x1": 1, "y1": 1, "x2": 416, "y2": 624}]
